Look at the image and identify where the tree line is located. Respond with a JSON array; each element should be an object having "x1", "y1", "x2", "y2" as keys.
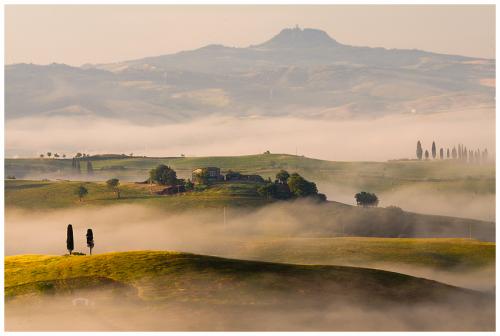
[{"x1": 416, "y1": 141, "x2": 488, "y2": 164}]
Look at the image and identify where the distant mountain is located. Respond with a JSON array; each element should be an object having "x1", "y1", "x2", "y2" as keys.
[{"x1": 6, "y1": 27, "x2": 495, "y2": 122}]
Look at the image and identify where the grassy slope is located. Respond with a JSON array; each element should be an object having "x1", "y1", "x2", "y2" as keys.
[
  {"x1": 5, "y1": 251, "x2": 482, "y2": 305},
  {"x1": 5, "y1": 179, "x2": 270, "y2": 210},
  {"x1": 5, "y1": 154, "x2": 495, "y2": 194},
  {"x1": 215, "y1": 237, "x2": 494, "y2": 271}
]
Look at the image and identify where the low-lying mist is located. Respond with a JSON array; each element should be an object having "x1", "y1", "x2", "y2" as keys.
[
  {"x1": 5, "y1": 290, "x2": 494, "y2": 331},
  {"x1": 318, "y1": 181, "x2": 495, "y2": 221},
  {"x1": 6, "y1": 108, "x2": 495, "y2": 161},
  {"x1": 5, "y1": 202, "x2": 494, "y2": 290}
]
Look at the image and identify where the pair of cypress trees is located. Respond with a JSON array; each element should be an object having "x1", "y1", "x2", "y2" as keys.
[{"x1": 66, "y1": 224, "x2": 94, "y2": 255}]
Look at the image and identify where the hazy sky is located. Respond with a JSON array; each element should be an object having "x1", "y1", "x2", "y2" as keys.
[{"x1": 5, "y1": 5, "x2": 495, "y2": 66}]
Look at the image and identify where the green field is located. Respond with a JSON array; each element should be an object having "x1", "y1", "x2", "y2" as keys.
[
  {"x1": 210, "y1": 237, "x2": 494, "y2": 271},
  {"x1": 5, "y1": 154, "x2": 495, "y2": 194},
  {"x1": 5, "y1": 179, "x2": 270, "y2": 210}
]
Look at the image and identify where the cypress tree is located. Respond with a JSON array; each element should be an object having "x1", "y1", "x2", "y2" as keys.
[
  {"x1": 416, "y1": 141, "x2": 423, "y2": 160},
  {"x1": 431, "y1": 141, "x2": 436, "y2": 159},
  {"x1": 439, "y1": 148, "x2": 444, "y2": 159},
  {"x1": 424, "y1": 150, "x2": 429, "y2": 160},
  {"x1": 67, "y1": 224, "x2": 74, "y2": 255},
  {"x1": 452, "y1": 147, "x2": 457, "y2": 159},
  {"x1": 86, "y1": 229, "x2": 94, "y2": 255},
  {"x1": 447, "y1": 148, "x2": 450, "y2": 159}
]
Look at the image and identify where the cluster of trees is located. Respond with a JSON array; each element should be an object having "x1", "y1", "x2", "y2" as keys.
[
  {"x1": 149, "y1": 164, "x2": 194, "y2": 191},
  {"x1": 39, "y1": 152, "x2": 66, "y2": 159},
  {"x1": 416, "y1": 141, "x2": 488, "y2": 164},
  {"x1": 74, "y1": 178, "x2": 121, "y2": 202},
  {"x1": 355, "y1": 191, "x2": 379, "y2": 207},
  {"x1": 257, "y1": 170, "x2": 326, "y2": 201},
  {"x1": 66, "y1": 224, "x2": 95, "y2": 255}
]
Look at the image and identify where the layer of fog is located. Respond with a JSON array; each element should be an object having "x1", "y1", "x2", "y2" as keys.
[
  {"x1": 318, "y1": 182, "x2": 495, "y2": 221},
  {"x1": 6, "y1": 107, "x2": 495, "y2": 161},
  {"x1": 5, "y1": 290, "x2": 494, "y2": 331},
  {"x1": 6, "y1": 203, "x2": 494, "y2": 291}
]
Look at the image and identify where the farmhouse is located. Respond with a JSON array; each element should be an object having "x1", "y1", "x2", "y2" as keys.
[{"x1": 192, "y1": 167, "x2": 224, "y2": 183}]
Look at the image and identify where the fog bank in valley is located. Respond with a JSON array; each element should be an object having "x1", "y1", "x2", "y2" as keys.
[{"x1": 6, "y1": 108, "x2": 494, "y2": 161}]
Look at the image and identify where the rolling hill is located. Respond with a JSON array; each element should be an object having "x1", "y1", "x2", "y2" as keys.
[{"x1": 5, "y1": 251, "x2": 494, "y2": 331}]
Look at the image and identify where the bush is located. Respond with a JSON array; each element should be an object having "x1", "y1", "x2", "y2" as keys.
[{"x1": 355, "y1": 192, "x2": 379, "y2": 207}]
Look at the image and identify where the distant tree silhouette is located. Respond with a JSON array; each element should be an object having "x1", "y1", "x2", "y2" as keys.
[
  {"x1": 452, "y1": 147, "x2": 457, "y2": 159},
  {"x1": 355, "y1": 191, "x2": 379, "y2": 207},
  {"x1": 431, "y1": 141, "x2": 436, "y2": 159},
  {"x1": 482, "y1": 149, "x2": 488, "y2": 163},
  {"x1": 458, "y1": 144, "x2": 462, "y2": 160},
  {"x1": 87, "y1": 161, "x2": 94, "y2": 175},
  {"x1": 447, "y1": 148, "x2": 450, "y2": 159},
  {"x1": 424, "y1": 150, "x2": 429, "y2": 160},
  {"x1": 106, "y1": 178, "x2": 121, "y2": 199},
  {"x1": 67, "y1": 224, "x2": 74, "y2": 255},
  {"x1": 40, "y1": 154, "x2": 44, "y2": 159},
  {"x1": 439, "y1": 148, "x2": 444, "y2": 159},
  {"x1": 54, "y1": 153, "x2": 60, "y2": 158},
  {"x1": 47, "y1": 152, "x2": 52, "y2": 158},
  {"x1": 75, "y1": 185, "x2": 88, "y2": 202},
  {"x1": 416, "y1": 141, "x2": 423, "y2": 160},
  {"x1": 86, "y1": 229, "x2": 94, "y2": 255},
  {"x1": 62, "y1": 154, "x2": 66, "y2": 158}
]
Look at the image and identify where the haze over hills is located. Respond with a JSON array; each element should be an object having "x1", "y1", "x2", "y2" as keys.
[{"x1": 6, "y1": 27, "x2": 495, "y2": 123}]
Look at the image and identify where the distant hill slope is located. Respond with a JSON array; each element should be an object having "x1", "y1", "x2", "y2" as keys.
[
  {"x1": 5, "y1": 154, "x2": 495, "y2": 194},
  {"x1": 6, "y1": 27, "x2": 494, "y2": 122},
  {"x1": 5, "y1": 179, "x2": 495, "y2": 241}
]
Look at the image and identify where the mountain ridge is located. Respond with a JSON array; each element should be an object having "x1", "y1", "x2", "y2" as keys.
[{"x1": 5, "y1": 27, "x2": 495, "y2": 122}]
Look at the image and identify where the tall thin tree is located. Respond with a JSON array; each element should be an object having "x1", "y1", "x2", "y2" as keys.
[
  {"x1": 431, "y1": 141, "x2": 436, "y2": 159},
  {"x1": 439, "y1": 148, "x2": 444, "y2": 160},
  {"x1": 86, "y1": 229, "x2": 94, "y2": 255},
  {"x1": 67, "y1": 224, "x2": 74, "y2": 255},
  {"x1": 416, "y1": 141, "x2": 423, "y2": 160}
]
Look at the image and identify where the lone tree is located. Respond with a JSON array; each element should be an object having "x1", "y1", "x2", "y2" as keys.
[
  {"x1": 47, "y1": 152, "x2": 52, "y2": 158},
  {"x1": 416, "y1": 141, "x2": 423, "y2": 160},
  {"x1": 106, "y1": 178, "x2": 121, "y2": 199},
  {"x1": 355, "y1": 192, "x2": 379, "y2": 207},
  {"x1": 276, "y1": 170, "x2": 290, "y2": 184},
  {"x1": 447, "y1": 148, "x2": 450, "y2": 159},
  {"x1": 87, "y1": 161, "x2": 94, "y2": 175},
  {"x1": 67, "y1": 224, "x2": 74, "y2": 255},
  {"x1": 149, "y1": 164, "x2": 178, "y2": 185},
  {"x1": 424, "y1": 150, "x2": 429, "y2": 160},
  {"x1": 86, "y1": 229, "x2": 94, "y2": 255},
  {"x1": 431, "y1": 141, "x2": 436, "y2": 159},
  {"x1": 75, "y1": 185, "x2": 88, "y2": 202},
  {"x1": 439, "y1": 148, "x2": 444, "y2": 160}
]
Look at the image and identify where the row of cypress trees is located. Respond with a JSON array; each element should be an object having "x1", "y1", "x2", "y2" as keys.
[
  {"x1": 71, "y1": 158, "x2": 94, "y2": 174},
  {"x1": 416, "y1": 141, "x2": 488, "y2": 163},
  {"x1": 66, "y1": 224, "x2": 94, "y2": 255}
]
